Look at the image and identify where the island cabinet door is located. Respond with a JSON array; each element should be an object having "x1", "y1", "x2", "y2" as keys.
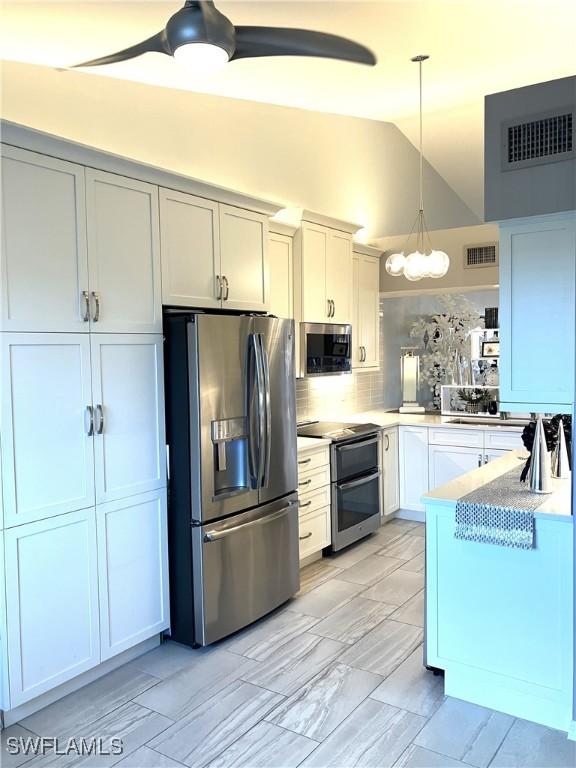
[
  {"x1": 5, "y1": 509, "x2": 100, "y2": 707},
  {"x1": 399, "y1": 426, "x2": 429, "y2": 512},
  {"x1": 428, "y1": 444, "x2": 484, "y2": 489},
  {"x1": 97, "y1": 490, "x2": 169, "y2": 661},
  {"x1": 86, "y1": 169, "x2": 162, "y2": 334}
]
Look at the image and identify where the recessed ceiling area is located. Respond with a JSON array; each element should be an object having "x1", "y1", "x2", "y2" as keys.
[{"x1": 1, "y1": 0, "x2": 575, "y2": 218}]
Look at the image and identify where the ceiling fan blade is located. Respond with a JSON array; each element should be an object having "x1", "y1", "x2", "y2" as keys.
[
  {"x1": 231, "y1": 26, "x2": 376, "y2": 66},
  {"x1": 73, "y1": 31, "x2": 169, "y2": 68}
]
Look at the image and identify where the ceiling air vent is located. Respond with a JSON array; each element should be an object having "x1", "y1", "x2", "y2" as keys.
[
  {"x1": 463, "y1": 243, "x2": 498, "y2": 270},
  {"x1": 503, "y1": 110, "x2": 575, "y2": 170}
]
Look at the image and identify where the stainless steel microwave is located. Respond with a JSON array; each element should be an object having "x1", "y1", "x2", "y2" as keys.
[{"x1": 299, "y1": 322, "x2": 352, "y2": 377}]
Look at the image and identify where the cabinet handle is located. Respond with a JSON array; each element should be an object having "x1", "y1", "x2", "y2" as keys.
[
  {"x1": 385, "y1": 434, "x2": 390, "y2": 451},
  {"x1": 478, "y1": 454, "x2": 483, "y2": 467},
  {"x1": 327, "y1": 299, "x2": 331, "y2": 318},
  {"x1": 332, "y1": 300, "x2": 336, "y2": 318},
  {"x1": 91, "y1": 291, "x2": 100, "y2": 322},
  {"x1": 298, "y1": 457, "x2": 311, "y2": 465},
  {"x1": 484, "y1": 454, "x2": 489, "y2": 465},
  {"x1": 299, "y1": 500, "x2": 312, "y2": 508},
  {"x1": 222, "y1": 275, "x2": 229, "y2": 301},
  {"x1": 299, "y1": 531, "x2": 313, "y2": 541},
  {"x1": 299, "y1": 478, "x2": 312, "y2": 487},
  {"x1": 95, "y1": 404, "x2": 104, "y2": 435},
  {"x1": 81, "y1": 291, "x2": 90, "y2": 322},
  {"x1": 216, "y1": 275, "x2": 222, "y2": 300},
  {"x1": 85, "y1": 405, "x2": 94, "y2": 436}
]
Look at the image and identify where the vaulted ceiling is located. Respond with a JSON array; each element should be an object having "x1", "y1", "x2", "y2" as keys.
[{"x1": 2, "y1": 1, "x2": 575, "y2": 218}]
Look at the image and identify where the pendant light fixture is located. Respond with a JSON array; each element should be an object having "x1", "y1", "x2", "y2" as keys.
[{"x1": 385, "y1": 55, "x2": 450, "y2": 281}]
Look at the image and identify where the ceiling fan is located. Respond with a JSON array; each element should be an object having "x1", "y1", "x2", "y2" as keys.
[{"x1": 73, "y1": 0, "x2": 376, "y2": 71}]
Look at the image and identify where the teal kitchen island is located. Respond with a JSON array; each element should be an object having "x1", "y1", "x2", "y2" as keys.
[{"x1": 423, "y1": 450, "x2": 574, "y2": 734}]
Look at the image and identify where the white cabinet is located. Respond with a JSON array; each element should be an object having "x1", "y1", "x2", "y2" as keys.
[
  {"x1": 382, "y1": 427, "x2": 400, "y2": 517},
  {"x1": 352, "y1": 249, "x2": 381, "y2": 369},
  {"x1": 298, "y1": 444, "x2": 331, "y2": 560},
  {"x1": 297, "y1": 222, "x2": 353, "y2": 325},
  {"x1": 86, "y1": 169, "x2": 162, "y2": 333},
  {"x1": 91, "y1": 335, "x2": 166, "y2": 504},
  {"x1": 5, "y1": 509, "x2": 100, "y2": 706},
  {"x1": 159, "y1": 188, "x2": 220, "y2": 309},
  {"x1": 0, "y1": 146, "x2": 89, "y2": 333},
  {"x1": 499, "y1": 213, "x2": 576, "y2": 411},
  {"x1": 399, "y1": 426, "x2": 429, "y2": 513},
  {"x1": 326, "y1": 230, "x2": 353, "y2": 324},
  {"x1": 0, "y1": 334, "x2": 95, "y2": 528},
  {"x1": 219, "y1": 204, "x2": 269, "y2": 312},
  {"x1": 159, "y1": 191, "x2": 269, "y2": 312},
  {"x1": 97, "y1": 490, "x2": 169, "y2": 660},
  {"x1": 268, "y1": 231, "x2": 294, "y2": 319},
  {"x1": 429, "y1": 445, "x2": 484, "y2": 489}
]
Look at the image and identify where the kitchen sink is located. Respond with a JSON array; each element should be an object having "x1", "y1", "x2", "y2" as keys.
[{"x1": 446, "y1": 417, "x2": 529, "y2": 428}]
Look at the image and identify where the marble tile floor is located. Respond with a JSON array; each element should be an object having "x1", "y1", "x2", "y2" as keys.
[{"x1": 2, "y1": 519, "x2": 574, "y2": 768}]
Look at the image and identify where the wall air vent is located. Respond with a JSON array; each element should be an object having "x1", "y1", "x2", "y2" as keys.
[
  {"x1": 503, "y1": 110, "x2": 575, "y2": 170},
  {"x1": 463, "y1": 243, "x2": 498, "y2": 270}
]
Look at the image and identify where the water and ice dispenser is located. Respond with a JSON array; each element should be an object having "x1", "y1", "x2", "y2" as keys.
[{"x1": 211, "y1": 418, "x2": 249, "y2": 497}]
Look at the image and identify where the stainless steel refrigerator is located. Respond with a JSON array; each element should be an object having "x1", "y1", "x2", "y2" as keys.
[{"x1": 164, "y1": 311, "x2": 299, "y2": 646}]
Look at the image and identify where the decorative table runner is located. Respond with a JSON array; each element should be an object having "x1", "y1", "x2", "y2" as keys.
[{"x1": 454, "y1": 464, "x2": 542, "y2": 549}]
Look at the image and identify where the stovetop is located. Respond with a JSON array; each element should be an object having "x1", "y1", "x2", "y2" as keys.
[{"x1": 297, "y1": 421, "x2": 381, "y2": 442}]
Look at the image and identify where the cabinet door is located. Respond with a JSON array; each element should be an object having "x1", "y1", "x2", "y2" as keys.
[
  {"x1": 301, "y1": 223, "x2": 328, "y2": 322},
  {"x1": 5, "y1": 509, "x2": 99, "y2": 706},
  {"x1": 86, "y1": 169, "x2": 162, "y2": 332},
  {"x1": 219, "y1": 204, "x2": 268, "y2": 312},
  {"x1": 97, "y1": 490, "x2": 169, "y2": 660},
  {"x1": 268, "y1": 232, "x2": 293, "y2": 319},
  {"x1": 351, "y1": 255, "x2": 361, "y2": 367},
  {"x1": 484, "y1": 449, "x2": 511, "y2": 464},
  {"x1": 399, "y1": 426, "x2": 429, "y2": 512},
  {"x1": 382, "y1": 428, "x2": 400, "y2": 517},
  {"x1": 428, "y1": 445, "x2": 483, "y2": 489},
  {"x1": 326, "y1": 229, "x2": 353, "y2": 324},
  {"x1": 1, "y1": 334, "x2": 95, "y2": 528},
  {"x1": 92, "y1": 335, "x2": 166, "y2": 504},
  {"x1": 159, "y1": 188, "x2": 221, "y2": 309},
  {"x1": 1, "y1": 146, "x2": 89, "y2": 332},
  {"x1": 356, "y1": 254, "x2": 380, "y2": 368},
  {"x1": 499, "y1": 215, "x2": 576, "y2": 410}
]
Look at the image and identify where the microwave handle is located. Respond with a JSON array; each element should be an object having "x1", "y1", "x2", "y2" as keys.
[
  {"x1": 337, "y1": 470, "x2": 381, "y2": 491},
  {"x1": 336, "y1": 435, "x2": 380, "y2": 452}
]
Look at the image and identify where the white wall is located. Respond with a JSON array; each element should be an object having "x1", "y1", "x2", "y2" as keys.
[
  {"x1": 0, "y1": 61, "x2": 480, "y2": 239},
  {"x1": 377, "y1": 224, "x2": 500, "y2": 292}
]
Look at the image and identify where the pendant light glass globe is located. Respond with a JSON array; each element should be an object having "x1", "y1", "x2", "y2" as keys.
[
  {"x1": 385, "y1": 252, "x2": 406, "y2": 276},
  {"x1": 173, "y1": 43, "x2": 229, "y2": 74},
  {"x1": 428, "y1": 249, "x2": 450, "y2": 278},
  {"x1": 404, "y1": 250, "x2": 427, "y2": 281}
]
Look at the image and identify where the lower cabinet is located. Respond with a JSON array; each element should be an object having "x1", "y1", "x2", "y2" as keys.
[
  {"x1": 299, "y1": 506, "x2": 331, "y2": 560},
  {"x1": 97, "y1": 490, "x2": 169, "y2": 661},
  {"x1": 428, "y1": 445, "x2": 484, "y2": 489},
  {"x1": 4, "y1": 509, "x2": 100, "y2": 707},
  {"x1": 298, "y1": 444, "x2": 331, "y2": 560},
  {"x1": 399, "y1": 426, "x2": 429, "y2": 512},
  {"x1": 381, "y1": 427, "x2": 400, "y2": 517}
]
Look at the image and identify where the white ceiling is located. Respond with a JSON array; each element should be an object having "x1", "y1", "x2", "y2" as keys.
[{"x1": 2, "y1": 0, "x2": 575, "y2": 217}]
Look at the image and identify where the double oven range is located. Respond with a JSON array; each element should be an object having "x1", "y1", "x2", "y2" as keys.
[{"x1": 297, "y1": 421, "x2": 382, "y2": 551}]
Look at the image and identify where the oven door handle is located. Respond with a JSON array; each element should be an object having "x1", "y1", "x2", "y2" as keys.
[
  {"x1": 336, "y1": 435, "x2": 380, "y2": 452},
  {"x1": 337, "y1": 470, "x2": 381, "y2": 491}
]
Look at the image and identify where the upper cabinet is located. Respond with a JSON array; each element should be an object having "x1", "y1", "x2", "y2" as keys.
[
  {"x1": 499, "y1": 213, "x2": 576, "y2": 412},
  {"x1": 0, "y1": 146, "x2": 89, "y2": 333},
  {"x1": 268, "y1": 225, "x2": 295, "y2": 320},
  {"x1": 86, "y1": 170, "x2": 162, "y2": 333},
  {"x1": 160, "y1": 190, "x2": 269, "y2": 312},
  {"x1": 295, "y1": 215, "x2": 359, "y2": 326},
  {"x1": 352, "y1": 244, "x2": 381, "y2": 370}
]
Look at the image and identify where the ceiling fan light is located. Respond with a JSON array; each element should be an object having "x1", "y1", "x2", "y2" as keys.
[
  {"x1": 428, "y1": 249, "x2": 450, "y2": 278},
  {"x1": 385, "y1": 252, "x2": 406, "y2": 277},
  {"x1": 173, "y1": 42, "x2": 229, "y2": 74}
]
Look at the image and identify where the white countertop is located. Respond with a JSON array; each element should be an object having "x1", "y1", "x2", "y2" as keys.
[
  {"x1": 346, "y1": 409, "x2": 526, "y2": 432},
  {"x1": 297, "y1": 436, "x2": 332, "y2": 452},
  {"x1": 422, "y1": 449, "x2": 572, "y2": 521}
]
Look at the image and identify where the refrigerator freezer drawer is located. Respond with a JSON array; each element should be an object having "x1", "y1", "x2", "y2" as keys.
[{"x1": 193, "y1": 493, "x2": 299, "y2": 645}]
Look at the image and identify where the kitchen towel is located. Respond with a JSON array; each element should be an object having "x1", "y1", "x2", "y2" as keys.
[{"x1": 454, "y1": 464, "x2": 543, "y2": 549}]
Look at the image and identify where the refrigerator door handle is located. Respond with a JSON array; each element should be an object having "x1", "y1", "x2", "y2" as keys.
[
  {"x1": 204, "y1": 501, "x2": 298, "y2": 541},
  {"x1": 248, "y1": 332, "x2": 266, "y2": 488},
  {"x1": 258, "y1": 334, "x2": 272, "y2": 489}
]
